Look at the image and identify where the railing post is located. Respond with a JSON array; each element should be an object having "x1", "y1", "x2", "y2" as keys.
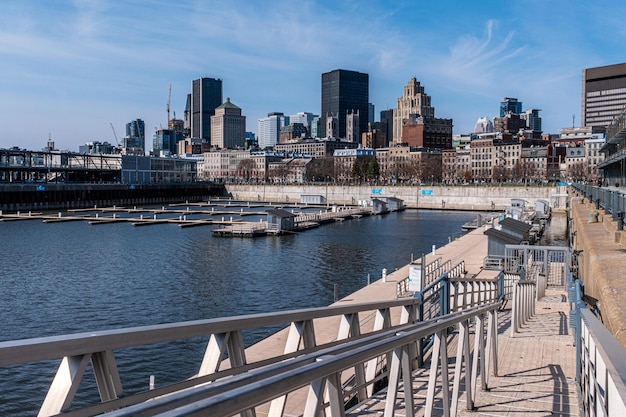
[
  {"x1": 414, "y1": 291, "x2": 425, "y2": 367},
  {"x1": 440, "y1": 273, "x2": 450, "y2": 316}
]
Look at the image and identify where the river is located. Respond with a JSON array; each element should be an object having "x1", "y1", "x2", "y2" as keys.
[{"x1": 0, "y1": 207, "x2": 563, "y2": 415}]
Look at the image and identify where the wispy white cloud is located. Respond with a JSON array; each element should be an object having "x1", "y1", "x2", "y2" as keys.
[
  {"x1": 2, "y1": 0, "x2": 626, "y2": 150},
  {"x1": 441, "y1": 20, "x2": 525, "y2": 87}
]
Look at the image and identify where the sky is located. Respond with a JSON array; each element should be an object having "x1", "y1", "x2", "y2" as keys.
[{"x1": 2, "y1": 0, "x2": 626, "y2": 152}]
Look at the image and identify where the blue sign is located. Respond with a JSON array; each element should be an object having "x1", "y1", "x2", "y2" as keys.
[
  {"x1": 557, "y1": 181, "x2": 568, "y2": 186},
  {"x1": 129, "y1": 184, "x2": 136, "y2": 190},
  {"x1": 372, "y1": 188, "x2": 382, "y2": 195},
  {"x1": 421, "y1": 189, "x2": 433, "y2": 195},
  {"x1": 36, "y1": 185, "x2": 45, "y2": 191}
]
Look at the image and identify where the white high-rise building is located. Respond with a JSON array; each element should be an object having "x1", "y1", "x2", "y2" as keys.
[
  {"x1": 289, "y1": 112, "x2": 318, "y2": 134},
  {"x1": 258, "y1": 112, "x2": 289, "y2": 149},
  {"x1": 474, "y1": 116, "x2": 494, "y2": 133}
]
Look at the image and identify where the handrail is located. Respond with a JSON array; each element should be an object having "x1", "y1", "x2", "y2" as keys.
[
  {"x1": 396, "y1": 258, "x2": 464, "y2": 298},
  {"x1": 1, "y1": 296, "x2": 429, "y2": 417},
  {"x1": 99, "y1": 302, "x2": 501, "y2": 417},
  {"x1": 0, "y1": 268, "x2": 506, "y2": 417},
  {"x1": 0, "y1": 297, "x2": 422, "y2": 367},
  {"x1": 578, "y1": 309, "x2": 626, "y2": 416},
  {"x1": 571, "y1": 183, "x2": 626, "y2": 219}
]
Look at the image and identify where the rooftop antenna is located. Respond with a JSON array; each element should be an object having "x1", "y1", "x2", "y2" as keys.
[
  {"x1": 572, "y1": 114, "x2": 575, "y2": 128},
  {"x1": 167, "y1": 84, "x2": 172, "y2": 125}
]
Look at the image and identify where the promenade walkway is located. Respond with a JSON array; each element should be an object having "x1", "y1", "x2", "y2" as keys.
[
  {"x1": 243, "y1": 225, "x2": 579, "y2": 416},
  {"x1": 343, "y1": 288, "x2": 578, "y2": 417},
  {"x1": 569, "y1": 192, "x2": 626, "y2": 347},
  {"x1": 0, "y1": 214, "x2": 581, "y2": 417}
]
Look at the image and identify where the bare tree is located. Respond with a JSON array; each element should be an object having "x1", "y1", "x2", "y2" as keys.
[
  {"x1": 268, "y1": 164, "x2": 290, "y2": 183},
  {"x1": 421, "y1": 157, "x2": 442, "y2": 183},
  {"x1": 492, "y1": 165, "x2": 507, "y2": 183},
  {"x1": 306, "y1": 158, "x2": 335, "y2": 182},
  {"x1": 568, "y1": 161, "x2": 588, "y2": 182},
  {"x1": 237, "y1": 159, "x2": 257, "y2": 181}
]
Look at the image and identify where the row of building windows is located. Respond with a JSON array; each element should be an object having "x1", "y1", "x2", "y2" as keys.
[
  {"x1": 585, "y1": 96, "x2": 626, "y2": 106},
  {"x1": 586, "y1": 104, "x2": 626, "y2": 114},
  {"x1": 586, "y1": 87, "x2": 626, "y2": 97}
]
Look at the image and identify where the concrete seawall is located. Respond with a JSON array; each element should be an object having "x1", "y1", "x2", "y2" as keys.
[
  {"x1": 226, "y1": 184, "x2": 566, "y2": 211},
  {"x1": 569, "y1": 193, "x2": 626, "y2": 347}
]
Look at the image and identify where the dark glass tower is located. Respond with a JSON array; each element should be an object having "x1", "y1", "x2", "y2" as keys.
[
  {"x1": 499, "y1": 97, "x2": 522, "y2": 117},
  {"x1": 321, "y1": 69, "x2": 369, "y2": 139},
  {"x1": 191, "y1": 77, "x2": 223, "y2": 143}
]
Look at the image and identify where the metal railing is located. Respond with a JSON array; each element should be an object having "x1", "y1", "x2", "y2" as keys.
[
  {"x1": 566, "y1": 265, "x2": 626, "y2": 417},
  {"x1": 572, "y1": 183, "x2": 626, "y2": 221},
  {"x1": 510, "y1": 280, "x2": 536, "y2": 335},
  {"x1": 396, "y1": 258, "x2": 467, "y2": 299},
  {"x1": 578, "y1": 310, "x2": 626, "y2": 416},
  {"x1": 98, "y1": 303, "x2": 502, "y2": 417},
  {"x1": 0, "y1": 270, "x2": 502, "y2": 417},
  {"x1": 504, "y1": 245, "x2": 570, "y2": 289}
]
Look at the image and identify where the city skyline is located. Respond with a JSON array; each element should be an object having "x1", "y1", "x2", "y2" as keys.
[{"x1": 2, "y1": 1, "x2": 626, "y2": 151}]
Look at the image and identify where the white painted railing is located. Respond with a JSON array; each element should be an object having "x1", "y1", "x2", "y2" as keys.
[
  {"x1": 0, "y1": 290, "x2": 503, "y2": 417},
  {"x1": 578, "y1": 309, "x2": 626, "y2": 416},
  {"x1": 510, "y1": 280, "x2": 536, "y2": 335},
  {"x1": 0, "y1": 298, "x2": 423, "y2": 416},
  {"x1": 97, "y1": 303, "x2": 501, "y2": 417}
]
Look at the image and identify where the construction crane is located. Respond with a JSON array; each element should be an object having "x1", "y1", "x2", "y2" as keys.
[
  {"x1": 110, "y1": 123, "x2": 120, "y2": 147},
  {"x1": 167, "y1": 84, "x2": 172, "y2": 126}
]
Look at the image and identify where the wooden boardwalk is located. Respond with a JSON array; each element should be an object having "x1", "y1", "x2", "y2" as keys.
[
  {"x1": 242, "y1": 225, "x2": 579, "y2": 417},
  {"x1": 344, "y1": 288, "x2": 579, "y2": 417}
]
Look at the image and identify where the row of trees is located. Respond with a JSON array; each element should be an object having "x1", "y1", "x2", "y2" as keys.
[{"x1": 235, "y1": 156, "x2": 601, "y2": 184}]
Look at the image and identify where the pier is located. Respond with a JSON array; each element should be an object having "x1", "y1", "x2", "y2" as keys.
[
  {"x1": 0, "y1": 200, "x2": 381, "y2": 237},
  {"x1": 1, "y1": 186, "x2": 625, "y2": 416}
]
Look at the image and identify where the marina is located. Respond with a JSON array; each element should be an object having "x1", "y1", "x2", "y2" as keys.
[
  {"x1": 0, "y1": 208, "x2": 576, "y2": 416},
  {"x1": 0, "y1": 198, "x2": 402, "y2": 236},
  {"x1": 0, "y1": 208, "x2": 478, "y2": 416}
]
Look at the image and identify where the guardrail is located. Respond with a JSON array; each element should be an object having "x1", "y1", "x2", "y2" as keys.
[
  {"x1": 98, "y1": 303, "x2": 502, "y2": 417},
  {"x1": 578, "y1": 309, "x2": 626, "y2": 416},
  {"x1": 572, "y1": 183, "x2": 626, "y2": 223},
  {"x1": 565, "y1": 265, "x2": 626, "y2": 417},
  {"x1": 0, "y1": 298, "x2": 422, "y2": 417},
  {"x1": 0, "y1": 267, "x2": 504, "y2": 417},
  {"x1": 396, "y1": 258, "x2": 467, "y2": 299},
  {"x1": 504, "y1": 245, "x2": 570, "y2": 289}
]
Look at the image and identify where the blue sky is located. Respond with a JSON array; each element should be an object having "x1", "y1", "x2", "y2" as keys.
[{"x1": 1, "y1": 0, "x2": 626, "y2": 152}]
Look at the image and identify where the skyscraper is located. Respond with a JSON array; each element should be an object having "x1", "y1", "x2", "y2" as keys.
[
  {"x1": 321, "y1": 69, "x2": 369, "y2": 139},
  {"x1": 393, "y1": 78, "x2": 435, "y2": 144},
  {"x1": 124, "y1": 119, "x2": 145, "y2": 153},
  {"x1": 126, "y1": 118, "x2": 145, "y2": 140},
  {"x1": 582, "y1": 62, "x2": 626, "y2": 132},
  {"x1": 258, "y1": 112, "x2": 289, "y2": 149},
  {"x1": 499, "y1": 97, "x2": 522, "y2": 117},
  {"x1": 191, "y1": 77, "x2": 223, "y2": 143},
  {"x1": 211, "y1": 98, "x2": 246, "y2": 149}
]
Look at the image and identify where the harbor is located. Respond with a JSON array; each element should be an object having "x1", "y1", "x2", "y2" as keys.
[{"x1": 0, "y1": 207, "x2": 580, "y2": 416}]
